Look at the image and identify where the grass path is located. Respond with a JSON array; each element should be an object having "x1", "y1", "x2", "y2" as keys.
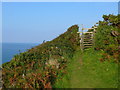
[
  {"x1": 70, "y1": 53, "x2": 83, "y2": 88},
  {"x1": 70, "y1": 51, "x2": 102, "y2": 88},
  {"x1": 69, "y1": 51, "x2": 95, "y2": 88},
  {"x1": 70, "y1": 49, "x2": 118, "y2": 88},
  {"x1": 54, "y1": 49, "x2": 118, "y2": 88}
]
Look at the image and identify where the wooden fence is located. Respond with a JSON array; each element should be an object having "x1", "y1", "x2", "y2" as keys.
[
  {"x1": 77, "y1": 26, "x2": 97, "y2": 51},
  {"x1": 80, "y1": 32, "x2": 94, "y2": 50}
]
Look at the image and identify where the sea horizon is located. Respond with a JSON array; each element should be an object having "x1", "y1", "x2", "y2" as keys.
[{"x1": 1, "y1": 42, "x2": 39, "y2": 64}]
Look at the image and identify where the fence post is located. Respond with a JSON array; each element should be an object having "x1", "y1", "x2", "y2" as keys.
[{"x1": 80, "y1": 34, "x2": 84, "y2": 52}]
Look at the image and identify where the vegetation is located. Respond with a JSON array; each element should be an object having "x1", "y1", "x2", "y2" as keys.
[
  {"x1": 2, "y1": 25, "x2": 79, "y2": 88},
  {"x1": 94, "y1": 14, "x2": 120, "y2": 63},
  {"x1": 54, "y1": 48, "x2": 118, "y2": 88},
  {"x1": 2, "y1": 14, "x2": 119, "y2": 88},
  {"x1": 53, "y1": 14, "x2": 119, "y2": 88}
]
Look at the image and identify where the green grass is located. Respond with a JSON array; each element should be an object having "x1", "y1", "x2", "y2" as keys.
[
  {"x1": 2, "y1": 25, "x2": 80, "y2": 88},
  {"x1": 53, "y1": 49, "x2": 81, "y2": 88},
  {"x1": 54, "y1": 48, "x2": 118, "y2": 88}
]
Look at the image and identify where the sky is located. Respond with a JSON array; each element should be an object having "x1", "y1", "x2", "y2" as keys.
[
  {"x1": 1, "y1": 0, "x2": 119, "y2": 2},
  {"x1": 0, "y1": 2, "x2": 2, "y2": 43},
  {"x1": 2, "y1": 2, "x2": 118, "y2": 43}
]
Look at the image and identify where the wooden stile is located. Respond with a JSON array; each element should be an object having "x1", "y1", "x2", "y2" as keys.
[{"x1": 77, "y1": 25, "x2": 97, "y2": 51}]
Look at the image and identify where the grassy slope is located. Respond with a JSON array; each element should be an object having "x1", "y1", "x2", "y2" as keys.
[
  {"x1": 2, "y1": 25, "x2": 80, "y2": 88},
  {"x1": 54, "y1": 48, "x2": 118, "y2": 88}
]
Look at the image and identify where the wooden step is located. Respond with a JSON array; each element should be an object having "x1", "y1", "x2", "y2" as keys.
[
  {"x1": 83, "y1": 35, "x2": 92, "y2": 37},
  {"x1": 83, "y1": 38, "x2": 93, "y2": 40},
  {"x1": 83, "y1": 32, "x2": 93, "y2": 34},
  {"x1": 83, "y1": 36, "x2": 93, "y2": 37},
  {"x1": 83, "y1": 42, "x2": 93, "y2": 44},
  {"x1": 83, "y1": 44, "x2": 93, "y2": 46},
  {"x1": 84, "y1": 46, "x2": 92, "y2": 48},
  {"x1": 83, "y1": 40, "x2": 93, "y2": 42},
  {"x1": 83, "y1": 37, "x2": 93, "y2": 39}
]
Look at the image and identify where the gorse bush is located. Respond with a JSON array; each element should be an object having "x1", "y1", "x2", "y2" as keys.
[
  {"x1": 2, "y1": 14, "x2": 119, "y2": 88},
  {"x1": 2, "y1": 25, "x2": 79, "y2": 88},
  {"x1": 94, "y1": 14, "x2": 120, "y2": 62}
]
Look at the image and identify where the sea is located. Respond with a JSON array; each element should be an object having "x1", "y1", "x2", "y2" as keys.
[{"x1": 1, "y1": 43, "x2": 39, "y2": 65}]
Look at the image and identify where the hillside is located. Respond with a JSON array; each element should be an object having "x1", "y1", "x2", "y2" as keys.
[
  {"x1": 54, "y1": 14, "x2": 119, "y2": 88},
  {"x1": 54, "y1": 49, "x2": 118, "y2": 88},
  {"x1": 2, "y1": 14, "x2": 120, "y2": 88},
  {"x1": 2, "y1": 25, "x2": 80, "y2": 88}
]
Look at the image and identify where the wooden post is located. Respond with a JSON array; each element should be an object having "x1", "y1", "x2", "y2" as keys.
[
  {"x1": 81, "y1": 24, "x2": 84, "y2": 51},
  {"x1": 77, "y1": 25, "x2": 97, "y2": 51},
  {"x1": 81, "y1": 34, "x2": 84, "y2": 51},
  {"x1": 77, "y1": 32, "x2": 82, "y2": 48},
  {"x1": 92, "y1": 26, "x2": 97, "y2": 47}
]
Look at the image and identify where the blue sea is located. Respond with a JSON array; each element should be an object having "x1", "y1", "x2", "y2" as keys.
[{"x1": 1, "y1": 43, "x2": 39, "y2": 64}]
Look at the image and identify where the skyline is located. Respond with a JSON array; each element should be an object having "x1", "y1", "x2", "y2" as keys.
[{"x1": 2, "y1": 2, "x2": 118, "y2": 43}]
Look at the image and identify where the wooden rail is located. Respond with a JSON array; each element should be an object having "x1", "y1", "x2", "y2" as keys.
[
  {"x1": 80, "y1": 32, "x2": 94, "y2": 50},
  {"x1": 77, "y1": 26, "x2": 97, "y2": 51}
]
